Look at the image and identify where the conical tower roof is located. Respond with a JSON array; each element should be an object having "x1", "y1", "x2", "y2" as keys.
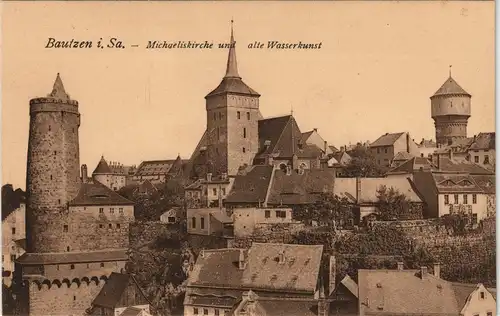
[
  {"x1": 48, "y1": 73, "x2": 71, "y2": 100},
  {"x1": 432, "y1": 75, "x2": 471, "y2": 98},
  {"x1": 93, "y1": 156, "x2": 112, "y2": 174},
  {"x1": 206, "y1": 21, "x2": 260, "y2": 98}
]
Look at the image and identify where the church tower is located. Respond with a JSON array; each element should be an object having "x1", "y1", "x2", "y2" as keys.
[
  {"x1": 25, "y1": 73, "x2": 81, "y2": 253},
  {"x1": 205, "y1": 21, "x2": 261, "y2": 176},
  {"x1": 431, "y1": 69, "x2": 471, "y2": 146}
]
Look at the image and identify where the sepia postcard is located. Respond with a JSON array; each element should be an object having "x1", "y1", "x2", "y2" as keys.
[{"x1": 0, "y1": 1, "x2": 496, "y2": 316}]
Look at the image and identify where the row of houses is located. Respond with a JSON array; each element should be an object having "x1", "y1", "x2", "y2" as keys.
[
  {"x1": 180, "y1": 153, "x2": 494, "y2": 239},
  {"x1": 184, "y1": 242, "x2": 497, "y2": 316}
]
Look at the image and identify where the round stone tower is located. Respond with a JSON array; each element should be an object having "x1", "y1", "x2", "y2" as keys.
[
  {"x1": 26, "y1": 73, "x2": 81, "y2": 253},
  {"x1": 430, "y1": 72, "x2": 471, "y2": 146}
]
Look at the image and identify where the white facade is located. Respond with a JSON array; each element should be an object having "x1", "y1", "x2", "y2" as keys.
[
  {"x1": 233, "y1": 207, "x2": 294, "y2": 237},
  {"x1": 460, "y1": 284, "x2": 496, "y2": 316},
  {"x1": 437, "y1": 193, "x2": 488, "y2": 221}
]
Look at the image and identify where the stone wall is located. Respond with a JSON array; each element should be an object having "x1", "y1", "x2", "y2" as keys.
[
  {"x1": 129, "y1": 221, "x2": 182, "y2": 249},
  {"x1": 232, "y1": 223, "x2": 306, "y2": 249},
  {"x1": 26, "y1": 100, "x2": 81, "y2": 253}
]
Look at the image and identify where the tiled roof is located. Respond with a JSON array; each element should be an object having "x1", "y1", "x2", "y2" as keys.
[
  {"x1": 369, "y1": 133, "x2": 405, "y2": 147},
  {"x1": 241, "y1": 243, "x2": 323, "y2": 292},
  {"x1": 16, "y1": 249, "x2": 128, "y2": 265},
  {"x1": 188, "y1": 243, "x2": 323, "y2": 294},
  {"x1": 69, "y1": 181, "x2": 134, "y2": 206},
  {"x1": 134, "y1": 160, "x2": 177, "y2": 176},
  {"x1": 432, "y1": 173, "x2": 483, "y2": 194},
  {"x1": 333, "y1": 178, "x2": 423, "y2": 203},
  {"x1": 93, "y1": 156, "x2": 113, "y2": 174},
  {"x1": 432, "y1": 76, "x2": 470, "y2": 97},
  {"x1": 188, "y1": 248, "x2": 245, "y2": 288},
  {"x1": 256, "y1": 115, "x2": 293, "y2": 158},
  {"x1": 437, "y1": 157, "x2": 494, "y2": 175},
  {"x1": 267, "y1": 168, "x2": 337, "y2": 206},
  {"x1": 387, "y1": 157, "x2": 437, "y2": 174},
  {"x1": 92, "y1": 272, "x2": 150, "y2": 309},
  {"x1": 469, "y1": 132, "x2": 495, "y2": 150},
  {"x1": 393, "y1": 151, "x2": 414, "y2": 161},
  {"x1": 225, "y1": 165, "x2": 274, "y2": 204},
  {"x1": 358, "y1": 269, "x2": 483, "y2": 316},
  {"x1": 471, "y1": 175, "x2": 496, "y2": 194},
  {"x1": 206, "y1": 77, "x2": 260, "y2": 98}
]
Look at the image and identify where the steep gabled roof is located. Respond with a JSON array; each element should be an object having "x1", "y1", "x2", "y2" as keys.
[
  {"x1": 358, "y1": 269, "x2": 490, "y2": 316},
  {"x1": 225, "y1": 165, "x2": 274, "y2": 204},
  {"x1": 69, "y1": 181, "x2": 134, "y2": 206},
  {"x1": 92, "y1": 272, "x2": 150, "y2": 309},
  {"x1": 369, "y1": 132, "x2": 405, "y2": 147},
  {"x1": 188, "y1": 243, "x2": 323, "y2": 294},
  {"x1": 267, "y1": 168, "x2": 337, "y2": 205},
  {"x1": 256, "y1": 115, "x2": 293, "y2": 158},
  {"x1": 432, "y1": 76, "x2": 471, "y2": 97},
  {"x1": 469, "y1": 132, "x2": 495, "y2": 150}
]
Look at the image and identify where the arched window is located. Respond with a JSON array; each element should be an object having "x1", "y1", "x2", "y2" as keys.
[{"x1": 192, "y1": 217, "x2": 196, "y2": 229}]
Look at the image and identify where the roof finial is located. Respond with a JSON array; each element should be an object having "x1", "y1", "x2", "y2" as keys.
[
  {"x1": 224, "y1": 19, "x2": 240, "y2": 79},
  {"x1": 290, "y1": 105, "x2": 294, "y2": 116},
  {"x1": 449, "y1": 65, "x2": 452, "y2": 78}
]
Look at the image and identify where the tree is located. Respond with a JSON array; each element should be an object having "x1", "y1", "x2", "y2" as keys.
[
  {"x1": 344, "y1": 145, "x2": 386, "y2": 177},
  {"x1": 441, "y1": 208, "x2": 470, "y2": 235},
  {"x1": 2, "y1": 184, "x2": 25, "y2": 221},
  {"x1": 311, "y1": 192, "x2": 353, "y2": 228},
  {"x1": 376, "y1": 185, "x2": 413, "y2": 221}
]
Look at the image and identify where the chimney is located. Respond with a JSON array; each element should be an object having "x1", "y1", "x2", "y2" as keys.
[
  {"x1": 239, "y1": 249, "x2": 246, "y2": 270},
  {"x1": 324, "y1": 141, "x2": 328, "y2": 154},
  {"x1": 328, "y1": 256, "x2": 336, "y2": 296},
  {"x1": 433, "y1": 262, "x2": 441, "y2": 278},
  {"x1": 81, "y1": 164, "x2": 88, "y2": 183},
  {"x1": 406, "y1": 133, "x2": 410, "y2": 153},
  {"x1": 437, "y1": 155, "x2": 441, "y2": 170},
  {"x1": 397, "y1": 262, "x2": 404, "y2": 271},
  {"x1": 314, "y1": 128, "x2": 318, "y2": 132},
  {"x1": 474, "y1": 134, "x2": 477, "y2": 142},
  {"x1": 420, "y1": 266, "x2": 428, "y2": 279},
  {"x1": 356, "y1": 177, "x2": 361, "y2": 204},
  {"x1": 206, "y1": 173, "x2": 212, "y2": 182}
]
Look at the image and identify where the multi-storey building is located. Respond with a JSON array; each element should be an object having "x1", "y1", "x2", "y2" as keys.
[
  {"x1": 369, "y1": 132, "x2": 420, "y2": 169},
  {"x1": 14, "y1": 73, "x2": 135, "y2": 316},
  {"x1": 92, "y1": 156, "x2": 127, "y2": 191}
]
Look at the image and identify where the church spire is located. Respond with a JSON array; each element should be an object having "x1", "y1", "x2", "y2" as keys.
[
  {"x1": 224, "y1": 20, "x2": 241, "y2": 79},
  {"x1": 48, "y1": 73, "x2": 70, "y2": 100}
]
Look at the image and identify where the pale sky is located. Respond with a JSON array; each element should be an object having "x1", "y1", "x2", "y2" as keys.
[{"x1": 1, "y1": 1, "x2": 495, "y2": 189}]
